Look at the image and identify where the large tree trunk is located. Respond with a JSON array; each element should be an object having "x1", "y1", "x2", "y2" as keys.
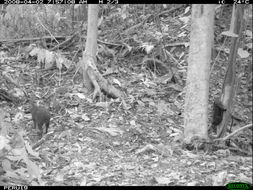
[
  {"x1": 184, "y1": 5, "x2": 215, "y2": 143},
  {"x1": 81, "y1": 5, "x2": 122, "y2": 101}
]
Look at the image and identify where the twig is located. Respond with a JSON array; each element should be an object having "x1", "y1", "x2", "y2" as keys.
[
  {"x1": 210, "y1": 37, "x2": 227, "y2": 74},
  {"x1": 32, "y1": 132, "x2": 54, "y2": 149},
  {"x1": 36, "y1": 15, "x2": 59, "y2": 44},
  {"x1": 165, "y1": 42, "x2": 189, "y2": 47},
  {"x1": 214, "y1": 123, "x2": 252, "y2": 142},
  {"x1": 124, "y1": 6, "x2": 182, "y2": 35},
  {"x1": 2, "y1": 72, "x2": 20, "y2": 87},
  {"x1": 50, "y1": 32, "x2": 78, "y2": 51},
  {"x1": 157, "y1": 6, "x2": 183, "y2": 17},
  {"x1": 97, "y1": 39, "x2": 122, "y2": 47}
]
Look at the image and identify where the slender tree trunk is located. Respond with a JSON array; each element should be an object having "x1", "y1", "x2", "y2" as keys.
[
  {"x1": 184, "y1": 4, "x2": 215, "y2": 143},
  {"x1": 81, "y1": 5, "x2": 122, "y2": 101}
]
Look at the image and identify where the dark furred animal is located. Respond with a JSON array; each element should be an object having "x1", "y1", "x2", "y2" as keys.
[{"x1": 30, "y1": 102, "x2": 50, "y2": 137}]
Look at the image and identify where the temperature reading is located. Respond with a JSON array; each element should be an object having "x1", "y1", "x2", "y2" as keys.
[{"x1": 234, "y1": 0, "x2": 250, "y2": 3}]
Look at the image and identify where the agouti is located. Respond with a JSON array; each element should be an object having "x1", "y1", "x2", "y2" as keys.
[{"x1": 30, "y1": 102, "x2": 50, "y2": 137}]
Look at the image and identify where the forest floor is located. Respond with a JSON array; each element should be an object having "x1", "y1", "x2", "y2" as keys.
[{"x1": 0, "y1": 5, "x2": 252, "y2": 186}]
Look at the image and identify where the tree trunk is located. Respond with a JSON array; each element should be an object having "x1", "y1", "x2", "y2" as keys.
[
  {"x1": 81, "y1": 5, "x2": 122, "y2": 101},
  {"x1": 216, "y1": 5, "x2": 245, "y2": 138},
  {"x1": 184, "y1": 4, "x2": 215, "y2": 143}
]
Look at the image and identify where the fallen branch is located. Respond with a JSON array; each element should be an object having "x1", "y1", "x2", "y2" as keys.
[{"x1": 0, "y1": 36, "x2": 66, "y2": 43}]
